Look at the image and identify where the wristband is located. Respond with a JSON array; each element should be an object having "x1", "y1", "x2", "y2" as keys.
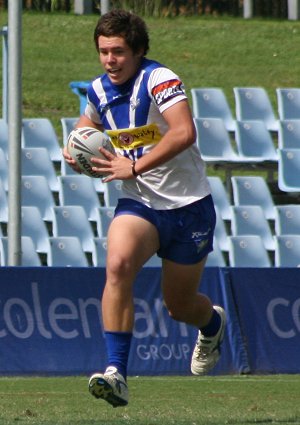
[{"x1": 131, "y1": 161, "x2": 140, "y2": 177}]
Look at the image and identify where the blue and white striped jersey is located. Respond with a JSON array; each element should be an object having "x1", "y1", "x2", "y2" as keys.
[{"x1": 84, "y1": 58, "x2": 210, "y2": 209}]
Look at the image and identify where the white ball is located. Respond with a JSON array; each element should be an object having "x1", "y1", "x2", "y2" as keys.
[{"x1": 67, "y1": 127, "x2": 115, "y2": 178}]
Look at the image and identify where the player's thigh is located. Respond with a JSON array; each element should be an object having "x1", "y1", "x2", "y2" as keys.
[
  {"x1": 161, "y1": 256, "x2": 207, "y2": 306},
  {"x1": 107, "y1": 214, "x2": 160, "y2": 272}
]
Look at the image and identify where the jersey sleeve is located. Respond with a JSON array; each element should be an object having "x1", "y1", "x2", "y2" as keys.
[{"x1": 148, "y1": 67, "x2": 187, "y2": 114}]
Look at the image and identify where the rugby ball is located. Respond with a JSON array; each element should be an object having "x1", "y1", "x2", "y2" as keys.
[{"x1": 67, "y1": 127, "x2": 115, "y2": 178}]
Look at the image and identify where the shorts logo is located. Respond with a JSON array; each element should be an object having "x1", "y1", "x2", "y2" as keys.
[
  {"x1": 152, "y1": 79, "x2": 185, "y2": 106},
  {"x1": 194, "y1": 239, "x2": 209, "y2": 254}
]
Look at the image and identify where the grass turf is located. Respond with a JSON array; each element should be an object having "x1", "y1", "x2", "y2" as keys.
[{"x1": 0, "y1": 375, "x2": 299, "y2": 424}]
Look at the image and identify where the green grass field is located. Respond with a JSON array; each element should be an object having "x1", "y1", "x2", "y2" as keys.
[{"x1": 0, "y1": 375, "x2": 299, "y2": 424}]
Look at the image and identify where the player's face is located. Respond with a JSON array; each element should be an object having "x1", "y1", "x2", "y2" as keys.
[{"x1": 98, "y1": 36, "x2": 143, "y2": 85}]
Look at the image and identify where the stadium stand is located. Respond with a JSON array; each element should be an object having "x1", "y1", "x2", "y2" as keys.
[
  {"x1": 278, "y1": 148, "x2": 300, "y2": 192},
  {"x1": 274, "y1": 235, "x2": 300, "y2": 267},
  {"x1": 0, "y1": 236, "x2": 42, "y2": 266},
  {"x1": 228, "y1": 235, "x2": 272, "y2": 267},
  {"x1": 278, "y1": 119, "x2": 300, "y2": 149},
  {"x1": 47, "y1": 236, "x2": 89, "y2": 267}
]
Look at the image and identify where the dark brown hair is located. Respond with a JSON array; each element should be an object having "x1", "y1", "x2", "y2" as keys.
[{"x1": 94, "y1": 9, "x2": 149, "y2": 56}]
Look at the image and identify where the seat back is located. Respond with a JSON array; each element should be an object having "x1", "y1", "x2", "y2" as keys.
[
  {"x1": 95, "y1": 206, "x2": 115, "y2": 238},
  {"x1": 274, "y1": 235, "x2": 300, "y2": 267},
  {"x1": 21, "y1": 176, "x2": 55, "y2": 221},
  {"x1": 205, "y1": 238, "x2": 226, "y2": 267},
  {"x1": 274, "y1": 205, "x2": 300, "y2": 235},
  {"x1": 58, "y1": 175, "x2": 101, "y2": 221},
  {"x1": 194, "y1": 118, "x2": 239, "y2": 161},
  {"x1": 228, "y1": 235, "x2": 271, "y2": 267},
  {"x1": 231, "y1": 175, "x2": 275, "y2": 219},
  {"x1": 0, "y1": 119, "x2": 8, "y2": 157},
  {"x1": 0, "y1": 236, "x2": 41, "y2": 266},
  {"x1": 234, "y1": 87, "x2": 278, "y2": 131},
  {"x1": 60, "y1": 117, "x2": 79, "y2": 146},
  {"x1": 276, "y1": 88, "x2": 300, "y2": 120},
  {"x1": 52, "y1": 205, "x2": 95, "y2": 252},
  {"x1": 92, "y1": 237, "x2": 108, "y2": 267},
  {"x1": 278, "y1": 120, "x2": 300, "y2": 149},
  {"x1": 47, "y1": 236, "x2": 88, "y2": 266},
  {"x1": 191, "y1": 88, "x2": 236, "y2": 131},
  {"x1": 21, "y1": 118, "x2": 61, "y2": 162},
  {"x1": 207, "y1": 176, "x2": 232, "y2": 220},
  {"x1": 231, "y1": 205, "x2": 275, "y2": 250},
  {"x1": 103, "y1": 180, "x2": 123, "y2": 207},
  {"x1": 21, "y1": 147, "x2": 59, "y2": 192},
  {"x1": 278, "y1": 148, "x2": 300, "y2": 192},
  {"x1": 21, "y1": 206, "x2": 50, "y2": 253},
  {"x1": 235, "y1": 120, "x2": 277, "y2": 161}
]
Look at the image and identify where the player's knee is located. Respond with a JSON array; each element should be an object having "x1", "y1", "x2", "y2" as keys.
[{"x1": 107, "y1": 254, "x2": 135, "y2": 279}]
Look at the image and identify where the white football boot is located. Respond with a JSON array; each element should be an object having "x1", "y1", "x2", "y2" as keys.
[
  {"x1": 191, "y1": 306, "x2": 226, "y2": 375},
  {"x1": 88, "y1": 366, "x2": 128, "y2": 408}
]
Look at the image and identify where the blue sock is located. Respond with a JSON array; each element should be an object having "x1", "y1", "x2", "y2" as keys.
[
  {"x1": 104, "y1": 331, "x2": 132, "y2": 380},
  {"x1": 199, "y1": 309, "x2": 221, "y2": 337}
]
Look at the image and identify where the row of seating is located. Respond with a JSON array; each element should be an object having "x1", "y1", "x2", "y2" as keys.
[{"x1": 191, "y1": 87, "x2": 300, "y2": 132}]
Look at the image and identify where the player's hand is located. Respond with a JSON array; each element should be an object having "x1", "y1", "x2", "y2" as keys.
[
  {"x1": 62, "y1": 146, "x2": 82, "y2": 174},
  {"x1": 91, "y1": 147, "x2": 135, "y2": 182}
]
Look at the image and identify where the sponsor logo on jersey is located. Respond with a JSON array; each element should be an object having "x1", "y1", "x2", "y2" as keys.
[
  {"x1": 106, "y1": 123, "x2": 162, "y2": 149},
  {"x1": 152, "y1": 79, "x2": 185, "y2": 106}
]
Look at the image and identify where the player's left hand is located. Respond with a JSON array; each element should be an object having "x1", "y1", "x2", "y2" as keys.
[{"x1": 91, "y1": 147, "x2": 135, "y2": 182}]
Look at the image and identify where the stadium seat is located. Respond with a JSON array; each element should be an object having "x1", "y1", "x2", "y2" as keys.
[
  {"x1": 278, "y1": 119, "x2": 300, "y2": 149},
  {"x1": 0, "y1": 236, "x2": 42, "y2": 266},
  {"x1": 47, "y1": 236, "x2": 89, "y2": 267},
  {"x1": 235, "y1": 120, "x2": 278, "y2": 162},
  {"x1": 21, "y1": 118, "x2": 61, "y2": 162},
  {"x1": 278, "y1": 148, "x2": 300, "y2": 192},
  {"x1": 191, "y1": 88, "x2": 236, "y2": 131},
  {"x1": 231, "y1": 175, "x2": 276, "y2": 220},
  {"x1": 103, "y1": 180, "x2": 123, "y2": 207},
  {"x1": 92, "y1": 237, "x2": 108, "y2": 267},
  {"x1": 231, "y1": 205, "x2": 275, "y2": 250},
  {"x1": 60, "y1": 117, "x2": 79, "y2": 146},
  {"x1": 214, "y1": 207, "x2": 230, "y2": 251},
  {"x1": 274, "y1": 205, "x2": 300, "y2": 235},
  {"x1": 95, "y1": 206, "x2": 115, "y2": 238},
  {"x1": 205, "y1": 238, "x2": 226, "y2": 267},
  {"x1": 21, "y1": 176, "x2": 56, "y2": 221},
  {"x1": 207, "y1": 176, "x2": 232, "y2": 220},
  {"x1": 228, "y1": 235, "x2": 271, "y2": 267},
  {"x1": 276, "y1": 88, "x2": 300, "y2": 120},
  {"x1": 0, "y1": 180, "x2": 8, "y2": 223},
  {"x1": 69, "y1": 81, "x2": 90, "y2": 115},
  {"x1": 58, "y1": 175, "x2": 102, "y2": 221},
  {"x1": 233, "y1": 87, "x2": 279, "y2": 131},
  {"x1": 0, "y1": 147, "x2": 8, "y2": 190},
  {"x1": 52, "y1": 205, "x2": 95, "y2": 253},
  {"x1": 194, "y1": 117, "x2": 240, "y2": 163},
  {"x1": 0, "y1": 119, "x2": 8, "y2": 157},
  {"x1": 274, "y1": 235, "x2": 300, "y2": 267},
  {"x1": 21, "y1": 206, "x2": 50, "y2": 253},
  {"x1": 21, "y1": 147, "x2": 59, "y2": 192}
]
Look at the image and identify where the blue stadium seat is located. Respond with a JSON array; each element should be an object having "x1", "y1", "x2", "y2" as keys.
[
  {"x1": 21, "y1": 147, "x2": 59, "y2": 192},
  {"x1": 205, "y1": 238, "x2": 226, "y2": 267},
  {"x1": 278, "y1": 148, "x2": 300, "y2": 192},
  {"x1": 52, "y1": 205, "x2": 95, "y2": 253},
  {"x1": 214, "y1": 207, "x2": 229, "y2": 251},
  {"x1": 278, "y1": 119, "x2": 300, "y2": 149},
  {"x1": 0, "y1": 236, "x2": 42, "y2": 266},
  {"x1": 235, "y1": 120, "x2": 278, "y2": 162},
  {"x1": 103, "y1": 180, "x2": 123, "y2": 207},
  {"x1": 21, "y1": 118, "x2": 61, "y2": 162},
  {"x1": 0, "y1": 119, "x2": 8, "y2": 157},
  {"x1": 208, "y1": 176, "x2": 232, "y2": 221},
  {"x1": 60, "y1": 117, "x2": 79, "y2": 146},
  {"x1": 21, "y1": 176, "x2": 56, "y2": 221},
  {"x1": 58, "y1": 175, "x2": 101, "y2": 221},
  {"x1": 276, "y1": 88, "x2": 300, "y2": 120},
  {"x1": 234, "y1": 87, "x2": 278, "y2": 131},
  {"x1": 231, "y1": 175, "x2": 276, "y2": 220},
  {"x1": 0, "y1": 147, "x2": 8, "y2": 190},
  {"x1": 92, "y1": 237, "x2": 108, "y2": 267},
  {"x1": 228, "y1": 235, "x2": 271, "y2": 267},
  {"x1": 231, "y1": 205, "x2": 275, "y2": 250},
  {"x1": 274, "y1": 205, "x2": 300, "y2": 235},
  {"x1": 47, "y1": 236, "x2": 89, "y2": 267},
  {"x1": 191, "y1": 88, "x2": 236, "y2": 131},
  {"x1": 95, "y1": 206, "x2": 115, "y2": 238},
  {"x1": 274, "y1": 235, "x2": 300, "y2": 267},
  {"x1": 21, "y1": 206, "x2": 50, "y2": 253},
  {"x1": 69, "y1": 81, "x2": 90, "y2": 115},
  {"x1": 194, "y1": 118, "x2": 240, "y2": 163},
  {"x1": 0, "y1": 180, "x2": 8, "y2": 223}
]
